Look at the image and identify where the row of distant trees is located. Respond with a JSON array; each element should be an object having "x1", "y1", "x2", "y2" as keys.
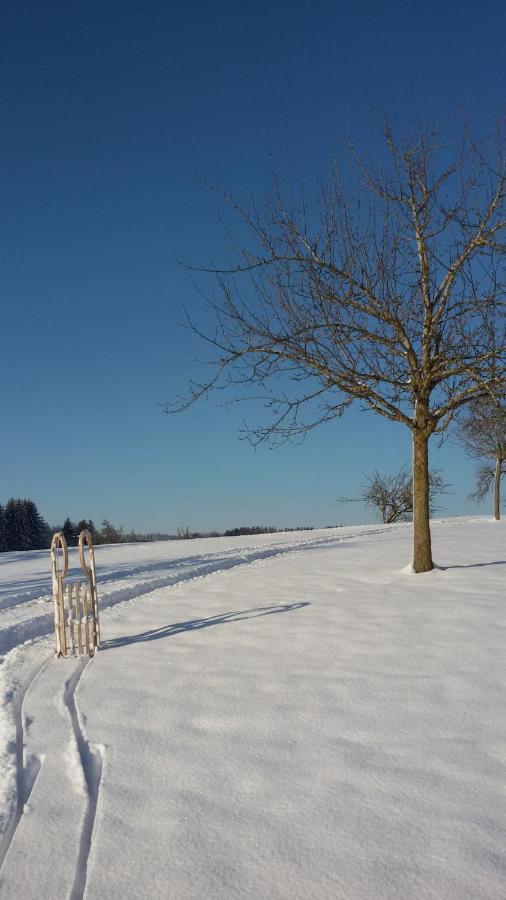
[
  {"x1": 0, "y1": 503, "x2": 319, "y2": 553},
  {"x1": 0, "y1": 503, "x2": 174, "y2": 553},
  {"x1": 175, "y1": 524, "x2": 316, "y2": 539},
  {"x1": 0, "y1": 501, "x2": 321, "y2": 553},
  {"x1": 57, "y1": 518, "x2": 174, "y2": 547}
]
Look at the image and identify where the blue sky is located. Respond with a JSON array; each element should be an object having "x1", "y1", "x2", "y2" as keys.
[{"x1": 1, "y1": 0, "x2": 503, "y2": 532}]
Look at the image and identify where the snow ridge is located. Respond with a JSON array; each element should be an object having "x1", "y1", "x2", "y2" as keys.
[{"x1": 0, "y1": 657, "x2": 49, "y2": 871}]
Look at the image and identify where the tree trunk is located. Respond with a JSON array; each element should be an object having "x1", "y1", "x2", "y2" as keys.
[
  {"x1": 494, "y1": 457, "x2": 501, "y2": 521},
  {"x1": 412, "y1": 429, "x2": 433, "y2": 572}
]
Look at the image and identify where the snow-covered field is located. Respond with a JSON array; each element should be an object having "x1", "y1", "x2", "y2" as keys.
[{"x1": 0, "y1": 518, "x2": 505, "y2": 899}]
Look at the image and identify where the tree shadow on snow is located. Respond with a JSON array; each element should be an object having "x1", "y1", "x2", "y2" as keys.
[
  {"x1": 103, "y1": 601, "x2": 310, "y2": 650},
  {"x1": 437, "y1": 560, "x2": 506, "y2": 570}
]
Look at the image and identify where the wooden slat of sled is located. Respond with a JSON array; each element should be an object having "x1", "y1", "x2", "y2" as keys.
[
  {"x1": 76, "y1": 583, "x2": 83, "y2": 655},
  {"x1": 83, "y1": 587, "x2": 92, "y2": 657},
  {"x1": 67, "y1": 584, "x2": 75, "y2": 656}
]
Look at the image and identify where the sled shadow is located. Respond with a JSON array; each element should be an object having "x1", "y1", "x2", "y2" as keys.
[{"x1": 104, "y1": 601, "x2": 310, "y2": 650}]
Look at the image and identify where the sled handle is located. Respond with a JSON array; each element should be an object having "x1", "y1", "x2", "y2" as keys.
[
  {"x1": 79, "y1": 529, "x2": 96, "y2": 580},
  {"x1": 51, "y1": 532, "x2": 68, "y2": 583}
]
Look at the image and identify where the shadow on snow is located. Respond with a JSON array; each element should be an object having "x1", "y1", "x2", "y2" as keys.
[
  {"x1": 438, "y1": 560, "x2": 506, "y2": 570},
  {"x1": 103, "y1": 601, "x2": 310, "y2": 650}
]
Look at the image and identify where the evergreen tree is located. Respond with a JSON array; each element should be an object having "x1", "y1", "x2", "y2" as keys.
[
  {"x1": 0, "y1": 504, "x2": 7, "y2": 552},
  {"x1": 62, "y1": 517, "x2": 77, "y2": 547},
  {"x1": 4, "y1": 498, "x2": 34, "y2": 550},
  {"x1": 4, "y1": 499, "x2": 27, "y2": 550},
  {"x1": 24, "y1": 500, "x2": 51, "y2": 549},
  {"x1": 75, "y1": 519, "x2": 97, "y2": 540},
  {"x1": 3, "y1": 498, "x2": 51, "y2": 550}
]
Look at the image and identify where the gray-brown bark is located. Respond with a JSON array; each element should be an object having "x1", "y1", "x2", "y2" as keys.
[{"x1": 412, "y1": 430, "x2": 433, "y2": 572}]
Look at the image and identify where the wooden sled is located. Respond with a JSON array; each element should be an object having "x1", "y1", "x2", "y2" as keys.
[{"x1": 51, "y1": 530, "x2": 101, "y2": 657}]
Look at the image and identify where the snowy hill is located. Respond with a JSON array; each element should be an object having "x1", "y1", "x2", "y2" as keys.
[{"x1": 0, "y1": 517, "x2": 505, "y2": 898}]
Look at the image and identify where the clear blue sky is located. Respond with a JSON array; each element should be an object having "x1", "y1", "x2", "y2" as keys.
[{"x1": 1, "y1": 0, "x2": 503, "y2": 532}]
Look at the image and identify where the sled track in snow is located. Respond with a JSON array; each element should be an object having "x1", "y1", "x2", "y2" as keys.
[
  {"x1": 0, "y1": 657, "x2": 103, "y2": 898},
  {"x1": 0, "y1": 526, "x2": 406, "y2": 658},
  {"x1": 63, "y1": 660, "x2": 104, "y2": 900},
  {"x1": 0, "y1": 657, "x2": 50, "y2": 873}
]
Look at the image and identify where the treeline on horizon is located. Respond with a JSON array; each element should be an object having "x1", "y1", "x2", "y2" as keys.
[
  {"x1": 0, "y1": 497, "x2": 325, "y2": 553},
  {"x1": 176, "y1": 524, "x2": 317, "y2": 540}
]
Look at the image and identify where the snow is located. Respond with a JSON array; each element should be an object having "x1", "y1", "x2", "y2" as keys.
[
  {"x1": 0, "y1": 526, "x2": 388, "y2": 656},
  {"x1": 0, "y1": 518, "x2": 505, "y2": 898}
]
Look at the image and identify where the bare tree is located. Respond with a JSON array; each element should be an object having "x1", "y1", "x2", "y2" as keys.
[
  {"x1": 170, "y1": 120, "x2": 505, "y2": 572},
  {"x1": 456, "y1": 398, "x2": 506, "y2": 519},
  {"x1": 340, "y1": 468, "x2": 449, "y2": 524}
]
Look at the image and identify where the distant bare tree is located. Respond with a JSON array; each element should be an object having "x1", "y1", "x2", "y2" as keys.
[
  {"x1": 456, "y1": 398, "x2": 506, "y2": 519},
  {"x1": 170, "y1": 119, "x2": 505, "y2": 572},
  {"x1": 341, "y1": 468, "x2": 449, "y2": 524},
  {"x1": 176, "y1": 525, "x2": 192, "y2": 539}
]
